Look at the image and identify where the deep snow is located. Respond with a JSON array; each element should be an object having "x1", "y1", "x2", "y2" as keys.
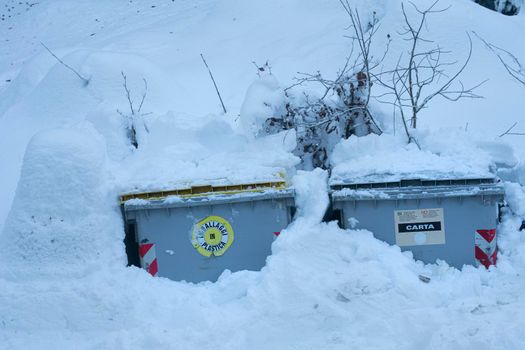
[{"x1": 1, "y1": 0, "x2": 525, "y2": 349}]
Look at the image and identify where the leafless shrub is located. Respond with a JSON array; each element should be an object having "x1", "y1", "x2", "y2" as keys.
[
  {"x1": 375, "y1": 0, "x2": 484, "y2": 148},
  {"x1": 260, "y1": 7, "x2": 386, "y2": 170},
  {"x1": 117, "y1": 71, "x2": 150, "y2": 149}
]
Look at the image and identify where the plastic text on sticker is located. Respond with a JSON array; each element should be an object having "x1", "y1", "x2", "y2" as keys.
[{"x1": 191, "y1": 216, "x2": 234, "y2": 257}]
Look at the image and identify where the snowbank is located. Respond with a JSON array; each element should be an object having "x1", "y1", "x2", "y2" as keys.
[
  {"x1": 0, "y1": 123, "x2": 125, "y2": 280},
  {"x1": 2, "y1": 169, "x2": 525, "y2": 349}
]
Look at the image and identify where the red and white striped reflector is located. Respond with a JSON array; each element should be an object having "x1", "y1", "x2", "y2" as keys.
[
  {"x1": 139, "y1": 243, "x2": 158, "y2": 277},
  {"x1": 475, "y1": 229, "x2": 497, "y2": 269}
]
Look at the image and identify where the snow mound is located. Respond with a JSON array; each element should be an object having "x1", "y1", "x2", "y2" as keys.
[
  {"x1": 240, "y1": 73, "x2": 284, "y2": 137},
  {"x1": 113, "y1": 113, "x2": 299, "y2": 194},
  {"x1": 0, "y1": 122, "x2": 125, "y2": 280},
  {"x1": 330, "y1": 133, "x2": 495, "y2": 184}
]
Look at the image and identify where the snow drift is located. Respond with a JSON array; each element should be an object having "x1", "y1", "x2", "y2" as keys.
[{"x1": 0, "y1": 123, "x2": 125, "y2": 280}]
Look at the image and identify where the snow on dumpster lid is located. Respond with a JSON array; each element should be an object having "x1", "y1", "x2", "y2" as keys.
[
  {"x1": 123, "y1": 187, "x2": 295, "y2": 211},
  {"x1": 330, "y1": 135, "x2": 494, "y2": 186},
  {"x1": 112, "y1": 116, "x2": 299, "y2": 201},
  {"x1": 330, "y1": 179, "x2": 504, "y2": 201},
  {"x1": 120, "y1": 179, "x2": 289, "y2": 204}
]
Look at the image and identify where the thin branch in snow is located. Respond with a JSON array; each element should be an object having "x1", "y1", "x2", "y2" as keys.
[
  {"x1": 499, "y1": 122, "x2": 525, "y2": 137},
  {"x1": 473, "y1": 31, "x2": 525, "y2": 86},
  {"x1": 200, "y1": 53, "x2": 227, "y2": 114},
  {"x1": 40, "y1": 42, "x2": 90, "y2": 86},
  {"x1": 137, "y1": 78, "x2": 148, "y2": 114},
  {"x1": 119, "y1": 71, "x2": 150, "y2": 149},
  {"x1": 121, "y1": 71, "x2": 135, "y2": 115}
]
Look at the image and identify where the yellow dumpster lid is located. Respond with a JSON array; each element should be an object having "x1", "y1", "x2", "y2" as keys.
[{"x1": 119, "y1": 180, "x2": 288, "y2": 203}]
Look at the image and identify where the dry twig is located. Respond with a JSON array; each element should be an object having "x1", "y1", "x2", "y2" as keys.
[
  {"x1": 499, "y1": 122, "x2": 525, "y2": 137},
  {"x1": 40, "y1": 42, "x2": 90, "y2": 86},
  {"x1": 200, "y1": 53, "x2": 227, "y2": 114}
]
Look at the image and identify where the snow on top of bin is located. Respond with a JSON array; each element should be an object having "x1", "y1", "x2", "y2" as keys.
[
  {"x1": 331, "y1": 182, "x2": 505, "y2": 201},
  {"x1": 120, "y1": 180, "x2": 293, "y2": 208},
  {"x1": 330, "y1": 134, "x2": 494, "y2": 186},
  {"x1": 112, "y1": 115, "x2": 299, "y2": 197}
]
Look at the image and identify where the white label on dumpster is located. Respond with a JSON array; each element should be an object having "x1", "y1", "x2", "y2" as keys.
[{"x1": 394, "y1": 208, "x2": 445, "y2": 246}]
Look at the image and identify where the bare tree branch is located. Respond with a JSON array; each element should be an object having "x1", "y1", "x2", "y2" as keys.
[
  {"x1": 338, "y1": 1, "x2": 389, "y2": 135},
  {"x1": 200, "y1": 53, "x2": 227, "y2": 114},
  {"x1": 474, "y1": 31, "x2": 525, "y2": 86},
  {"x1": 119, "y1": 71, "x2": 150, "y2": 149},
  {"x1": 499, "y1": 122, "x2": 525, "y2": 137},
  {"x1": 374, "y1": 0, "x2": 483, "y2": 145},
  {"x1": 121, "y1": 71, "x2": 135, "y2": 115},
  {"x1": 137, "y1": 78, "x2": 148, "y2": 114},
  {"x1": 40, "y1": 42, "x2": 90, "y2": 86}
]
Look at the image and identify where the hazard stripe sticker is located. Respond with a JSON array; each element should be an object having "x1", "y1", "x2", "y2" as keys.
[
  {"x1": 139, "y1": 243, "x2": 158, "y2": 277},
  {"x1": 476, "y1": 229, "x2": 496, "y2": 243},
  {"x1": 139, "y1": 243, "x2": 154, "y2": 258},
  {"x1": 475, "y1": 229, "x2": 497, "y2": 269}
]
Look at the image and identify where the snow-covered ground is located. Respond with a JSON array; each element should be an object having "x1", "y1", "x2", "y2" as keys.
[{"x1": 1, "y1": 0, "x2": 525, "y2": 348}]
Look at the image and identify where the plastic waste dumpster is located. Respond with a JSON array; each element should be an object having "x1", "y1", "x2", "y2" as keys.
[
  {"x1": 121, "y1": 181, "x2": 295, "y2": 282},
  {"x1": 330, "y1": 178, "x2": 505, "y2": 269}
]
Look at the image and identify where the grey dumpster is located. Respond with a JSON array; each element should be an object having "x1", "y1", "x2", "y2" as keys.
[
  {"x1": 121, "y1": 182, "x2": 295, "y2": 282},
  {"x1": 331, "y1": 178, "x2": 505, "y2": 269}
]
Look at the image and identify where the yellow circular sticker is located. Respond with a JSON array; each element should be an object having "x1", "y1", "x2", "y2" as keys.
[{"x1": 191, "y1": 216, "x2": 234, "y2": 257}]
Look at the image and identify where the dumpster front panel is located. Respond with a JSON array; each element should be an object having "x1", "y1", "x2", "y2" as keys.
[
  {"x1": 336, "y1": 195, "x2": 500, "y2": 268},
  {"x1": 129, "y1": 197, "x2": 291, "y2": 282}
]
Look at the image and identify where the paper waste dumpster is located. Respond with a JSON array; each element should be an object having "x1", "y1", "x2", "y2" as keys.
[
  {"x1": 121, "y1": 181, "x2": 295, "y2": 282},
  {"x1": 331, "y1": 178, "x2": 505, "y2": 269}
]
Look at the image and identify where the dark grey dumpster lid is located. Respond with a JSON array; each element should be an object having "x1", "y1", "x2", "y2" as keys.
[
  {"x1": 330, "y1": 177, "x2": 505, "y2": 201},
  {"x1": 331, "y1": 177, "x2": 497, "y2": 190}
]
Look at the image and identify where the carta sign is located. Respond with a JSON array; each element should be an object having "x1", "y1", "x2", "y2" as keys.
[
  {"x1": 398, "y1": 221, "x2": 442, "y2": 233},
  {"x1": 394, "y1": 208, "x2": 446, "y2": 246}
]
